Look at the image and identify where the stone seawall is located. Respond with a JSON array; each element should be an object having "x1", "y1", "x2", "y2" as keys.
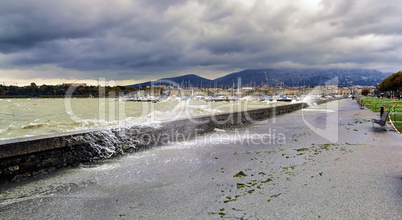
[{"x1": 0, "y1": 101, "x2": 326, "y2": 184}]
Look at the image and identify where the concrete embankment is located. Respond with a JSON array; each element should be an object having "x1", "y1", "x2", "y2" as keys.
[{"x1": 0, "y1": 101, "x2": 327, "y2": 184}]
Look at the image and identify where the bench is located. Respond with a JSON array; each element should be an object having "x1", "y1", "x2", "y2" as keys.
[{"x1": 371, "y1": 111, "x2": 389, "y2": 130}]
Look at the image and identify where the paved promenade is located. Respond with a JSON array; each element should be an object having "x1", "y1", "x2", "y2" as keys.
[{"x1": 1, "y1": 99, "x2": 401, "y2": 219}]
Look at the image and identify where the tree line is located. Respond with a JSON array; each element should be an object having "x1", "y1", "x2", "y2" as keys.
[
  {"x1": 0, "y1": 83, "x2": 138, "y2": 98},
  {"x1": 378, "y1": 71, "x2": 402, "y2": 92},
  {"x1": 377, "y1": 71, "x2": 402, "y2": 98}
]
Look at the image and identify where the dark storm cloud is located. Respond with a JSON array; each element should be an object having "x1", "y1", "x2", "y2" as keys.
[
  {"x1": 0, "y1": 1, "x2": 131, "y2": 53},
  {"x1": 0, "y1": 0, "x2": 401, "y2": 81}
]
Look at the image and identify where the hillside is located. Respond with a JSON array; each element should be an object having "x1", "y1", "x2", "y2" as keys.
[
  {"x1": 129, "y1": 68, "x2": 391, "y2": 87},
  {"x1": 129, "y1": 74, "x2": 212, "y2": 87},
  {"x1": 213, "y1": 68, "x2": 390, "y2": 87}
]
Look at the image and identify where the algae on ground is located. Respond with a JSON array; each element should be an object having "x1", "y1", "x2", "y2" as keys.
[{"x1": 233, "y1": 171, "x2": 247, "y2": 178}]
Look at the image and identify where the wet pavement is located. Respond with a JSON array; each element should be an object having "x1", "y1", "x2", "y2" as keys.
[{"x1": 1, "y1": 99, "x2": 401, "y2": 219}]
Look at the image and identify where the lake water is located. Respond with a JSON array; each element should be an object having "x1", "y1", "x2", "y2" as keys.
[{"x1": 0, "y1": 98, "x2": 287, "y2": 140}]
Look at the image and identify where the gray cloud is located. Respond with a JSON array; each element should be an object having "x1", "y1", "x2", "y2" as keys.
[{"x1": 0, "y1": 0, "x2": 401, "y2": 83}]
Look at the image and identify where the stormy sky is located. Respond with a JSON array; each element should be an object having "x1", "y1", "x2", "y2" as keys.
[{"x1": 0, "y1": 0, "x2": 401, "y2": 85}]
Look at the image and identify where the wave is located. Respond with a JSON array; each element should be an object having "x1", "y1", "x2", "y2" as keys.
[
  {"x1": 119, "y1": 100, "x2": 223, "y2": 124},
  {"x1": 22, "y1": 123, "x2": 51, "y2": 129}
]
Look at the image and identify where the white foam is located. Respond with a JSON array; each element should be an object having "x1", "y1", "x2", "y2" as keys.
[
  {"x1": 302, "y1": 109, "x2": 335, "y2": 113},
  {"x1": 213, "y1": 128, "x2": 226, "y2": 132},
  {"x1": 79, "y1": 163, "x2": 120, "y2": 171}
]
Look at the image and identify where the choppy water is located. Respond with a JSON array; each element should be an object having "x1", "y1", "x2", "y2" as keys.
[{"x1": 0, "y1": 98, "x2": 285, "y2": 140}]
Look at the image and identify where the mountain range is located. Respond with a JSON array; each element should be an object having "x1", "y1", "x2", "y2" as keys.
[{"x1": 129, "y1": 68, "x2": 392, "y2": 88}]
